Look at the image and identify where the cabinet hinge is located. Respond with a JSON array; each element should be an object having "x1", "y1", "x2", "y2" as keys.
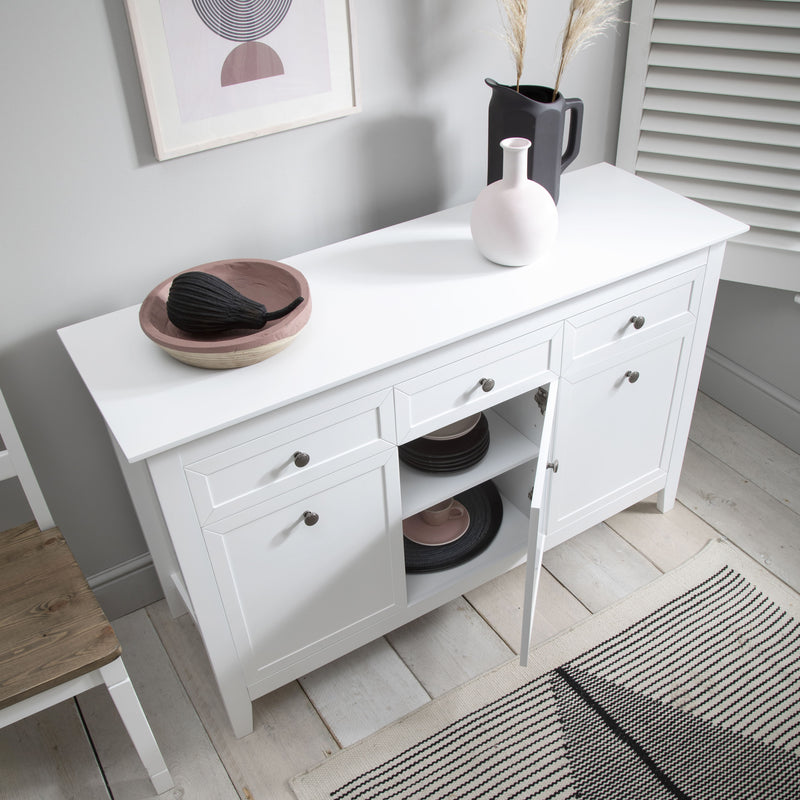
[{"x1": 535, "y1": 386, "x2": 548, "y2": 415}]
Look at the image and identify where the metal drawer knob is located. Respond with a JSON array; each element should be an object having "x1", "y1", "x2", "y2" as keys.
[
  {"x1": 293, "y1": 451, "x2": 310, "y2": 468},
  {"x1": 480, "y1": 377, "x2": 495, "y2": 392},
  {"x1": 547, "y1": 460, "x2": 559, "y2": 473},
  {"x1": 630, "y1": 315, "x2": 645, "y2": 329},
  {"x1": 303, "y1": 511, "x2": 319, "y2": 526},
  {"x1": 625, "y1": 370, "x2": 640, "y2": 384}
]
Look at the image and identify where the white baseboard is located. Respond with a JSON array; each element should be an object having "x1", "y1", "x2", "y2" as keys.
[
  {"x1": 88, "y1": 552, "x2": 164, "y2": 621},
  {"x1": 700, "y1": 347, "x2": 800, "y2": 454}
]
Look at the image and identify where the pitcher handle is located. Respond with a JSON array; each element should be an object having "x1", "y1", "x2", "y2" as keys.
[{"x1": 561, "y1": 97, "x2": 584, "y2": 171}]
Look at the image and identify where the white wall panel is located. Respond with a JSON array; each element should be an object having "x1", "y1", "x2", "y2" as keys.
[{"x1": 617, "y1": 0, "x2": 800, "y2": 288}]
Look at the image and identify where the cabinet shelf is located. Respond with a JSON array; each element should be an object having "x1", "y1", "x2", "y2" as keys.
[
  {"x1": 398, "y1": 409, "x2": 539, "y2": 518},
  {"x1": 404, "y1": 492, "x2": 529, "y2": 609}
]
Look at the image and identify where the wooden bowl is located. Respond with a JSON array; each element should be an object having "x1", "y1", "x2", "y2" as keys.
[{"x1": 139, "y1": 259, "x2": 311, "y2": 369}]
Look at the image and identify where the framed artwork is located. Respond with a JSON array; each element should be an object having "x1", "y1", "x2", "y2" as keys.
[{"x1": 124, "y1": 0, "x2": 359, "y2": 160}]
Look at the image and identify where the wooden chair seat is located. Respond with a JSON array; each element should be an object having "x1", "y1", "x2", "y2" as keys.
[
  {"x1": 0, "y1": 521, "x2": 121, "y2": 709},
  {"x1": 0, "y1": 388, "x2": 172, "y2": 793}
]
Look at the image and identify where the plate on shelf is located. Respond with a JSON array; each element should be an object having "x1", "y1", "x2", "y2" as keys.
[
  {"x1": 399, "y1": 413, "x2": 490, "y2": 472},
  {"x1": 402, "y1": 502, "x2": 471, "y2": 546},
  {"x1": 399, "y1": 440, "x2": 490, "y2": 472},
  {"x1": 403, "y1": 481, "x2": 503, "y2": 573},
  {"x1": 423, "y1": 413, "x2": 482, "y2": 441},
  {"x1": 403, "y1": 413, "x2": 489, "y2": 456}
]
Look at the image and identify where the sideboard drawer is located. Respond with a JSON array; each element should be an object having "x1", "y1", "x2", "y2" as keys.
[
  {"x1": 184, "y1": 390, "x2": 394, "y2": 525},
  {"x1": 562, "y1": 265, "x2": 703, "y2": 377},
  {"x1": 394, "y1": 324, "x2": 560, "y2": 443}
]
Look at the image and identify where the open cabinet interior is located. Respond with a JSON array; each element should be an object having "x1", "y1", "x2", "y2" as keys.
[{"x1": 399, "y1": 384, "x2": 555, "y2": 610}]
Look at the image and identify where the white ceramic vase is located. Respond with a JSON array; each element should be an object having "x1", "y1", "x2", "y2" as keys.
[{"x1": 470, "y1": 137, "x2": 558, "y2": 267}]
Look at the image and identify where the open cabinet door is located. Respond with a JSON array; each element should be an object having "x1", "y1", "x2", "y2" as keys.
[{"x1": 519, "y1": 379, "x2": 559, "y2": 665}]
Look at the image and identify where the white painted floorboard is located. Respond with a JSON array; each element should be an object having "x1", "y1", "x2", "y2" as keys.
[
  {"x1": 2, "y1": 394, "x2": 798, "y2": 799},
  {"x1": 690, "y1": 393, "x2": 800, "y2": 515},
  {"x1": 77, "y1": 609, "x2": 238, "y2": 800},
  {"x1": 0, "y1": 702, "x2": 110, "y2": 800},
  {"x1": 146, "y1": 599, "x2": 338, "y2": 800},
  {"x1": 386, "y1": 596, "x2": 513, "y2": 698},
  {"x1": 679, "y1": 442, "x2": 800, "y2": 592},
  {"x1": 542, "y1": 522, "x2": 663, "y2": 612},
  {"x1": 604, "y1": 494, "x2": 717, "y2": 572},
  {"x1": 466, "y1": 563, "x2": 591, "y2": 651},
  {"x1": 299, "y1": 637, "x2": 431, "y2": 747}
]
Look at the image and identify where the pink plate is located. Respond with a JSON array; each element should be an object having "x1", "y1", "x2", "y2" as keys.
[
  {"x1": 403, "y1": 503, "x2": 471, "y2": 546},
  {"x1": 423, "y1": 413, "x2": 482, "y2": 441},
  {"x1": 139, "y1": 258, "x2": 311, "y2": 369}
]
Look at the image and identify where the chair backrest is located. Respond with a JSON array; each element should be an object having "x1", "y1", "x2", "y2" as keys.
[{"x1": 0, "y1": 388, "x2": 54, "y2": 531}]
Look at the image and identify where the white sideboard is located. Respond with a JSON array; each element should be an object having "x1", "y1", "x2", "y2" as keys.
[{"x1": 59, "y1": 164, "x2": 747, "y2": 737}]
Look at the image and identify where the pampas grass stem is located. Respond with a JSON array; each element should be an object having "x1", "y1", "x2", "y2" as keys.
[
  {"x1": 497, "y1": 0, "x2": 528, "y2": 91},
  {"x1": 552, "y1": 0, "x2": 623, "y2": 100}
]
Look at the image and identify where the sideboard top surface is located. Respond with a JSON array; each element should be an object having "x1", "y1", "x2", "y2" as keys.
[{"x1": 58, "y1": 164, "x2": 747, "y2": 462}]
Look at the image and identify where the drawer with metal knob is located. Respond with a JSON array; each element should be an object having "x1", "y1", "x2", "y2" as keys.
[
  {"x1": 562, "y1": 263, "x2": 704, "y2": 377},
  {"x1": 393, "y1": 322, "x2": 562, "y2": 444},
  {"x1": 182, "y1": 389, "x2": 395, "y2": 525}
]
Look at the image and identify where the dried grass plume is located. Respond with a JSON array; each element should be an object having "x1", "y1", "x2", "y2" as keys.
[
  {"x1": 552, "y1": 0, "x2": 624, "y2": 100},
  {"x1": 497, "y1": 0, "x2": 528, "y2": 91}
]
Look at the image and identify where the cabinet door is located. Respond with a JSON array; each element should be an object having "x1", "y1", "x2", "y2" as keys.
[
  {"x1": 547, "y1": 330, "x2": 692, "y2": 543},
  {"x1": 519, "y1": 379, "x2": 559, "y2": 665},
  {"x1": 202, "y1": 449, "x2": 404, "y2": 685}
]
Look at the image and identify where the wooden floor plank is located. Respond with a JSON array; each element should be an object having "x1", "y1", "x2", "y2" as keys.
[
  {"x1": 147, "y1": 600, "x2": 336, "y2": 800},
  {"x1": 542, "y1": 523, "x2": 662, "y2": 612},
  {"x1": 678, "y1": 442, "x2": 800, "y2": 592},
  {"x1": 465, "y1": 564, "x2": 590, "y2": 652},
  {"x1": 385, "y1": 596, "x2": 513, "y2": 698},
  {"x1": 78, "y1": 608, "x2": 236, "y2": 800},
  {"x1": 0, "y1": 701, "x2": 110, "y2": 800},
  {"x1": 604, "y1": 495, "x2": 718, "y2": 572},
  {"x1": 690, "y1": 393, "x2": 800, "y2": 513},
  {"x1": 299, "y1": 637, "x2": 430, "y2": 747}
]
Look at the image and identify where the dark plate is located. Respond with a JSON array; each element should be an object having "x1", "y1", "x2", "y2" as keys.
[
  {"x1": 401, "y1": 414, "x2": 489, "y2": 459},
  {"x1": 399, "y1": 438, "x2": 490, "y2": 472},
  {"x1": 401, "y1": 436, "x2": 489, "y2": 463},
  {"x1": 404, "y1": 481, "x2": 504, "y2": 573},
  {"x1": 400, "y1": 414, "x2": 490, "y2": 472}
]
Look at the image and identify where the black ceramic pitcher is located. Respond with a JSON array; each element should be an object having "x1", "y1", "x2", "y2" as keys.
[{"x1": 486, "y1": 79, "x2": 583, "y2": 204}]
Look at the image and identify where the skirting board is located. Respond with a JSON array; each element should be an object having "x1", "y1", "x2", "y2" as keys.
[
  {"x1": 88, "y1": 552, "x2": 164, "y2": 621},
  {"x1": 700, "y1": 347, "x2": 800, "y2": 455}
]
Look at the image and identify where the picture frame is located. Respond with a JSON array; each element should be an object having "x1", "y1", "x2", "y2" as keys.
[{"x1": 124, "y1": 0, "x2": 360, "y2": 160}]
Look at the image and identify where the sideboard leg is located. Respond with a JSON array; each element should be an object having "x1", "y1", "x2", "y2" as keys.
[
  {"x1": 221, "y1": 683, "x2": 254, "y2": 738},
  {"x1": 656, "y1": 486, "x2": 676, "y2": 513}
]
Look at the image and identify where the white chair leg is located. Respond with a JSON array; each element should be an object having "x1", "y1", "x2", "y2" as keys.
[{"x1": 100, "y1": 658, "x2": 174, "y2": 794}]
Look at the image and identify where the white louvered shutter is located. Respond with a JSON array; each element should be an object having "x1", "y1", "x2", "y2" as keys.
[{"x1": 616, "y1": 0, "x2": 800, "y2": 291}]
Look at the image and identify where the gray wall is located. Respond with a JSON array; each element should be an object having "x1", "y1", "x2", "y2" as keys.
[
  {"x1": 0, "y1": 0, "x2": 631, "y2": 615},
  {"x1": 701, "y1": 281, "x2": 800, "y2": 455}
]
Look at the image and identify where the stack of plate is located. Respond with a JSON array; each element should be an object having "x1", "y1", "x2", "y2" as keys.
[
  {"x1": 403, "y1": 481, "x2": 503, "y2": 573},
  {"x1": 399, "y1": 412, "x2": 490, "y2": 472}
]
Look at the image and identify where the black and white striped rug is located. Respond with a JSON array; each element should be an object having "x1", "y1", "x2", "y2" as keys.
[{"x1": 291, "y1": 542, "x2": 800, "y2": 799}]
